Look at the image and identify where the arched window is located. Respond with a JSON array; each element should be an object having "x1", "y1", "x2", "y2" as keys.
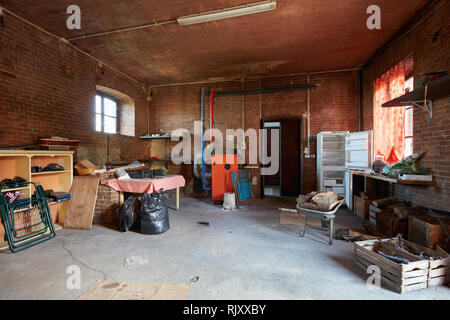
[
  {"x1": 96, "y1": 93, "x2": 118, "y2": 134},
  {"x1": 95, "y1": 85, "x2": 135, "y2": 137}
]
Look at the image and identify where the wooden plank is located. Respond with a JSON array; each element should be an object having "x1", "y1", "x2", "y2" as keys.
[
  {"x1": 428, "y1": 275, "x2": 450, "y2": 287},
  {"x1": 78, "y1": 280, "x2": 189, "y2": 300},
  {"x1": 372, "y1": 197, "x2": 398, "y2": 208},
  {"x1": 64, "y1": 176, "x2": 100, "y2": 230}
]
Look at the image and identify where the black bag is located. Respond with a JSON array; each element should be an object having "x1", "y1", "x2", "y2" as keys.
[
  {"x1": 140, "y1": 189, "x2": 169, "y2": 235},
  {"x1": 117, "y1": 196, "x2": 140, "y2": 232}
]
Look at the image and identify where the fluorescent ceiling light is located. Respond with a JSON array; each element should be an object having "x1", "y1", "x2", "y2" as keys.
[{"x1": 177, "y1": 1, "x2": 277, "y2": 26}]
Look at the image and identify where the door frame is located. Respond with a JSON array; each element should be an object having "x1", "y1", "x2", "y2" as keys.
[{"x1": 260, "y1": 117, "x2": 304, "y2": 198}]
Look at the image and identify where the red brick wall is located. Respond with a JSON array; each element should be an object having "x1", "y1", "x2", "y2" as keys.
[
  {"x1": 150, "y1": 71, "x2": 360, "y2": 196},
  {"x1": 0, "y1": 11, "x2": 150, "y2": 163},
  {"x1": 362, "y1": 0, "x2": 450, "y2": 211},
  {"x1": 94, "y1": 185, "x2": 120, "y2": 224}
]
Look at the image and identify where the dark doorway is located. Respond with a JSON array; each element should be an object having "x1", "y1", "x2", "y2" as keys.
[
  {"x1": 261, "y1": 119, "x2": 302, "y2": 198},
  {"x1": 280, "y1": 119, "x2": 302, "y2": 197},
  {"x1": 263, "y1": 122, "x2": 281, "y2": 197}
]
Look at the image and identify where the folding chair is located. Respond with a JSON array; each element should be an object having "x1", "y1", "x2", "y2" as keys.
[{"x1": 0, "y1": 182, "x2": 56, "y2": 253}]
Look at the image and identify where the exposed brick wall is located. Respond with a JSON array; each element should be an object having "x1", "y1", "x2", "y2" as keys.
[
  {"x1": 361, "y1": 0, "x2": 450, "y2": 211},
  {"x1": 94, "y1": 184, "x2": 120, "y2": 225},
  {"x1": 149, "y1": 71, "x2": 360, "y2": 196},
  {"x1": 0, "y1": 11, "x2": 150, "y2": 164}
]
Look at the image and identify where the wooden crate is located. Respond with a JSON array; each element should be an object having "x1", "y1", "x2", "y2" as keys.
[
  {"x1": 401, "y1": 240, "x2": 450, "y2": 287},
  {"x1": 408, "y1": 215, "x2": 450, "y2": 250},
  {"x1": 354, "y1": 238, "x2": 449, "y2": 293},
  {"x1": 354, "y1": 196, "x2": 371, "y2": 220}
]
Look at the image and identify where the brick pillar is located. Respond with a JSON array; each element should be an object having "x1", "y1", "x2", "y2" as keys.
[{"x1": 94, "y1": 185, "x2": 120, "y2": 225}]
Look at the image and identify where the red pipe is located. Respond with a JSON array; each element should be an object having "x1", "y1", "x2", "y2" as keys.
[{"x1": 210, "y1": 89, "x2": 216, "y2": 145}]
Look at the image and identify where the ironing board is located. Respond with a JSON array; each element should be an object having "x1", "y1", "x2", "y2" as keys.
[{"x1": 295, "y1": 199, "x2": 345, "y2": 245}]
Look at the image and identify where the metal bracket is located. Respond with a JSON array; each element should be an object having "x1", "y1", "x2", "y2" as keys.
[{"x1": 400, "y1": 100, "x2": 432, "y2": 123}]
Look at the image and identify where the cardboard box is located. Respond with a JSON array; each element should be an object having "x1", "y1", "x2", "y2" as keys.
[
  {"x1": 280, "y1": 211, "x2": 301, "y2": 226},
  {"x1": 354, "y1": 196, "x2": 371, "y2": 220}
]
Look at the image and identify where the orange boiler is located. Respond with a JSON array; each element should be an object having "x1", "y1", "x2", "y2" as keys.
[{"x1": 211, "y1": 154, "x2": 238, "y2": 201}]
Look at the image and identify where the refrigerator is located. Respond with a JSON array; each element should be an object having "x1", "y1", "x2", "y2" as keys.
[{"x1": 316, "y1": 131, "x2": 373, "y2": 209}]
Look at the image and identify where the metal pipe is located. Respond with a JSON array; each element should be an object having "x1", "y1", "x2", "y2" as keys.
[
  {"x1": 149, "y1": 68, "x2": 360, "y2": 89},
  {"x1": 201, "y1": 88, "x2": 211, "y2": 191},
  {"x1": 215, "y1": 84, "x2": 316, "y2": 96},
  {"x1": 210, "y1": 89, "x2": 216, "y2": 145},
  {"x1": 68, "y1": 20, "x2": 177, "y2": 41},
  {"x1": 306, "y1": 74, "x2": 311, "y2": 152},
  {"x1": 358, "y1": 70, "x2": 363, "y2": 131}
]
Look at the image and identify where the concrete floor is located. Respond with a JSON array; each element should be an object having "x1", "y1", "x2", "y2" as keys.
[{"x1": 0, "y1": 196, "x2": 448, "y2": 300}]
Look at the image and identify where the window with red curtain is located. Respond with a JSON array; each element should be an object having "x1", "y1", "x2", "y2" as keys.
[{"x1": 373, "y1": 60, "x2": 407, "y2": 164}]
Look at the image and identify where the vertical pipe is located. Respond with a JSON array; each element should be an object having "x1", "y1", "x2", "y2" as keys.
[
  {"x1": 201, "y1": 88, "x2": 211, "y2": 191},
  {"x1": 210, "y1": 89, "x2": 216, "y2": 145},
  {"x1": 306, "y1": 73, "x2": 311, "y2": 152},
  {"x1": 358, "y1": 70, "x2": 363, "y2": 131}
]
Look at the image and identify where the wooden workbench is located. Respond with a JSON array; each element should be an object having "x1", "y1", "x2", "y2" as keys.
[{"x1": 350, "y1": 170, "x2": 435, "y2": 186}]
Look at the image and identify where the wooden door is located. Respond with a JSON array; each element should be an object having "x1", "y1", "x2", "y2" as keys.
[
  {"x1": 280, "y1": 119, "x2": 301, "y2": 196},
  {"x1": 264, "y1": 127, "x2": 281, "y2": 186}
]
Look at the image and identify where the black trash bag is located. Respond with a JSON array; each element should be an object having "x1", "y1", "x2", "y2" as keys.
[
  {"x1": 117, "y1": 196, "x2": 141, "y2": 232},
  {"x1": 140, "y1": 189, "x2": 169, "y2": 235}
]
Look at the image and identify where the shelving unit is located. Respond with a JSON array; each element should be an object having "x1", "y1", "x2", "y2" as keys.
[
  {"x1": 317, "y1": 132, "x2": 348, "y2": 196},
  {"x1": 382, "y1": 74, "x2": 450, "y2": 122},
  {"x1": 0, "y1": 150, "x2": 73, "y2": 241}
]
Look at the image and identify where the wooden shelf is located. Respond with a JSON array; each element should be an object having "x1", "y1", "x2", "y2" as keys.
[
  {"x1": 139, "y1": 135, "x2": 172, "y2": 140},
  {"x1": 350, "y1": 170, "x2": 435, "y2": 186},
  {"x1": 397, "y1": 180, "x2": 435, "y2": 186},
  {"x1": 0, "y1": 150, "x2": 73, "y2": 239},
  {"x1": 382, "y1": 74, "x2": 450, "y2": 108},
  {"x1": 0, "y1": 186, "x2": 29, "y2": 192},
  {"x1": 31, "y1": 170, "x2": 71, "y2": 176}
]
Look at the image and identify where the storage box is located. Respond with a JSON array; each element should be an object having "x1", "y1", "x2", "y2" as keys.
[
  {"x1": 280, "y1": 210, "x2": 301, "y2": 226},
  {"x1": 354, "y1": 238, "x2": 450, "y2": 294},
  {"x1": 376, "y1": 211, "x2": 408, "y2": 238},
  {"x1": 408, "y1": 215, "x2": 450, "y2": 250},
  {"x1": 354, "y1": 196, "x2": 371, "y2": 220}
]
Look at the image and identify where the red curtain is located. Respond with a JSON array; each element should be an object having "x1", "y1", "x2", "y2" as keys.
[{"x1": 373, "y1": 61, "x2": 406, "y2": 164}]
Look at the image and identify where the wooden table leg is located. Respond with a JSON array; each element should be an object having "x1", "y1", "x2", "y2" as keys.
[
  {"x1": 176, "y1": 187, "x2": 180, "y2": 210},
  {"x1": 119, "y1": 192, "x2": 124, "y2": 206}
]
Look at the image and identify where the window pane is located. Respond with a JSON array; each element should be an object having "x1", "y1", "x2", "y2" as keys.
[
  {"x1": 405, "y1": 137, "x2": 413, "y2": 157},
  {"x1": 104, "y1": 98, "x2": 117, "y2": 117},
  {"x1": 96, "y1": 95, "x2": 102, "y2": 113},
  {"x1": 104, "y1": 116, "x2": 116, "y2": 134},
  {"x1": 96, "y1": 114, "x2": 102, "y2": 132},
  {"x1": 405, "y1": 108, "x2": 413, "y2": 137}
]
